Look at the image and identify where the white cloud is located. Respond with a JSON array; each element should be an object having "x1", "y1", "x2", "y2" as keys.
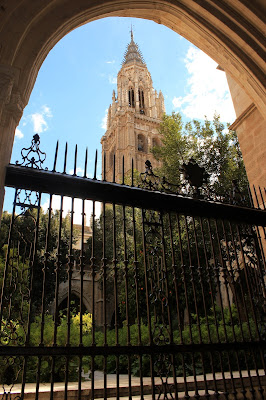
[
  {"x1": 106, "y1": 60, "x2": 115, "y2": 64},
  {"x1": 172, "y1": 46, "x2": 236, "y2": 122},
  {"x1": 108, "y1": 75, "x2": 117, "y2": 85},
  {"x1": 31, "y1": 113, "x2": 47, "y2": 132},
  {"x1": 15, "y1": 128, "x2": 24, "y2": 139},
  {"x1": 68, "y1": 167, "x2": 84, "y2": 176},
  {"x1": 41, "y1": 105, "x2": 53, "y2": 118},
  {"x1": 101, "y1": 109, "x2": 108, "y2": 130},
  {"x1": 31, "y1": 105, "x2": 53, "y2": 133},
  {"x1": 41, "y1": 196, "x2": 101, "y2": 226}
]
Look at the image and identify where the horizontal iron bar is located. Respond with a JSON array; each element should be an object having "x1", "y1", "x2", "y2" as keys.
[
  {"x1": 5, "y1": 165, "x2": 266, "y2": 226},
  {"x1": 15, "y1": 202, "x2": 39, "y2": 209},
  {"x1": 0, "y1": 341, "x2": 265, "y2": 357}
]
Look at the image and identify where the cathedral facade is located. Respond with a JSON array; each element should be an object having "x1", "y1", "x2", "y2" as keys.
[{"x1": 101, "y1": 31, "x2": 165, "y2": 183}]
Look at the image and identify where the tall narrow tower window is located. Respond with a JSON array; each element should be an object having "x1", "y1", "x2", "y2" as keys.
[
  {"x1": 152, "y1": 138, "x2": 160, "y2": 148},
  {"x1": 137, "y1": 134, "x2": 147, "y2": 152},
  {"x1": 139, "y1": 89, "x2": 145, "y2": 114},
  {"x1": 128, "y1": 89, "x2": 135, "y2": 107}
]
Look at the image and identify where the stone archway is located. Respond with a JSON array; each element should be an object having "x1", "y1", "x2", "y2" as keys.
[
  {"x1": 56, "y1": 269, "x2": 114, "y2": 327},
  {"x1": 57, "y1": 285, "x2": 92, "y2": 317},
  {"x1": 58, "y1": 293, "x2": 88, "y2": 320},
  {"x1": 0, "y1": 0, "x2": 265, "y2": 214}
]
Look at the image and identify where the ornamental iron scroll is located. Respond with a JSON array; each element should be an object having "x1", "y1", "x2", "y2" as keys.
[
  {"x1": 139, "y1": 159, "x2": 208, "y2": 198},
  {"x1": 142, "y1": 208, "x2": 176, "y2": 398},
  {"x1": 139, "y1": 158, "x2": 210, "y2": 199},
  {"x1": 15, "y1": 134, "x2": 44, "y2": 209},
  {"x1": 16, "y1": 134, "x2": 46, "y2": 169},
  {"x1": 139, "y1": 160, "x2": 250, "y2": 205},
  {"x1": 0, "y1": 217, "x2": 35, "y2": 394},
  {"x1": 0, "y1": 239, "x2": 32, "y2": 348},
  {"x1": 180, "y1": 158, "x2": 209, "y2": 198},
  {"x1": 139, "y1": 160, "x2": 182, "y2": 194},
  {"x1": 0, "y1": 356, "x2": 23, "y2": 400},
  {"x1": 16, "y1": 189, "x2": 40, "y2": 209}
]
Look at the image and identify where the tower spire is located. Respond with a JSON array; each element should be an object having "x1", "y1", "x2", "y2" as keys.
[
  {"x1": 122, "y1": 29, "x2": 145, "y2": 65},
  {"x1": 101, "y1": 29, "x2": 164, "y2": 183}
]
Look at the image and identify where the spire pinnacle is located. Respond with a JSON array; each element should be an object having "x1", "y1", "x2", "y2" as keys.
[{"x1": 122, "y1": 29, "x2": 145, "y2": 66}]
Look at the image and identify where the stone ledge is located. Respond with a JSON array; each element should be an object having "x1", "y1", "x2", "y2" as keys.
[
  {"x1": 1, "y1": 371, "x2": 265, "y2": 399},
  {"x1": 229, "y1": 103, "x2": 256, "y2": 131}
]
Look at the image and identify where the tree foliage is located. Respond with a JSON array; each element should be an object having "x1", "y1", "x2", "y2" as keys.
[
  {"x1": 152, "y1": 112, "x2": 248, "y2": 198},
  {"x1": 0, "y1": 208, "x2": 77, "y2": 318}
]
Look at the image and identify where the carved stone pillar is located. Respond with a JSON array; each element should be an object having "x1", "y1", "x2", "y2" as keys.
[
  {"x1": 0, "y1": 69, "x2": 15, "y2": 121},
  {"x1": 0, "y1": 66, "x2": 24, "y2": 220}
]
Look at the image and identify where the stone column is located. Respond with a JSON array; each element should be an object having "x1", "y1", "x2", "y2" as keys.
[
  {"x1": 0, "y1": 66, "x2": 24, "y2": 220},
  {"x1": 226, "y1": 73, "x2": 266, "y2": 255}
]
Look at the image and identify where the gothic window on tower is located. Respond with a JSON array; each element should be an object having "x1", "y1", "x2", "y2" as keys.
[
  {"x1": 139, "y1": 89, "x2": 145, "y2": 114},
  {"x1": 128, "y1": 88, "x2": 135, "y2": 107},
  {"x1": 152, "y1": 138, "x2": 160, "y2": 148},
  {"x1": 137, "y1": 134, "x2": 147, "y2": 152}
]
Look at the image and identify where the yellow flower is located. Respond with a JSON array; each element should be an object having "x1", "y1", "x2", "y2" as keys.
[{"x1": 72, "y1": 312, "x2": 92, "y2": 333}]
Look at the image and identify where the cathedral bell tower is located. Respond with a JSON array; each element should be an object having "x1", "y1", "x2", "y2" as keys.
[{"x1": 101, "y1": 30, "x2": 165, "y2": 182}]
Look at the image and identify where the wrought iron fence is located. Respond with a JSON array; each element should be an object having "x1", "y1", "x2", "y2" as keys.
[{"x1": 0, "y1": 136, "x2": 265, "y2": 399}]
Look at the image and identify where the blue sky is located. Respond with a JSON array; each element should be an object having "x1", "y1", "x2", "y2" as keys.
[{"x1": 5, "y1": 17, "x2": 236, "y2": 220}]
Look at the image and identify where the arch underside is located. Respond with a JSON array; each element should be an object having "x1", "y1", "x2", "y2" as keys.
[
  {"x1": 0, "y1": 1, "x2": 265, "y2": 218},
  {"x1": 0, "y1": 0, "x2": 265, "y2": 113},
  {"x1": 58, "y1": 288, "x2": 92, "y2": 315},
  {"x1": 51, "y1": 274, "x2": 91, "y2": 315}
]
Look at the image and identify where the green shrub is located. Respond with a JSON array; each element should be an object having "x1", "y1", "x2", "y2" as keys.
[{"x1": 0, "y1": 305, "x2": 262, "y2": 384}]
